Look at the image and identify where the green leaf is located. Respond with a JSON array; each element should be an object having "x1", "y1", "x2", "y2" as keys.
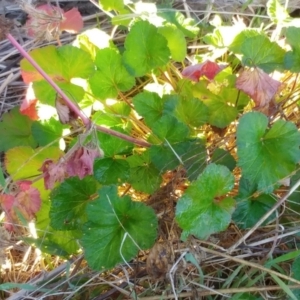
[
  {"x1": 123, "y1": 20, "x2": 170, "y2": 77},
  {"x1": 31, "y1": 118, "x2": 64, "y2": 147},
  {"x1": 127, "y1": 150, "x2": 162, "y2": 194},
  {"x1": 284, "y1": 27, "x2": 300, "y2": 72},
  {"x1": 240, "y1": 35, "x2": 285, "y2": 73},
  {"x1": 267, "y1": 0, "x2": 291, "y2": 24},
  {"x1": 292, "y1": 256, "x2": 300, "y2": 281},
  {"x1": 74, "y1": 28, "x2": 113, "y2": 59},
  {"x1": 231, "y1": 293, "x2": 261, "y2": 300},
  {"x1": 174, "y1": 98, "x2": 208, "y2": 127},
  {"x1": 233, "y1": 193, "x2": 276, "y2": 229},
  {"x1": 211, "y1": 148, "x2": 236, "y2": 171},
  {"x1": 176, "y1": 164, "x2": 235, "y2": 240},
  {"x1": 89, "y1": 48, "x2": 135, "y2": 100},
  {"x1": 0, "y1": 162, "x2": 5, "y2": 188},
  {"x1": 35, "y1": 198, "x2": 79, "y2": 254},
  {"x1": 152, "y1": 114, "x2": 190, "y2": 143},
  {"x1": 24, "y1": 235, "x2": 73, "y2": 257},
  {"x1": 94, "y1": 157, "x2": 130, "y2": 184},
  {"x1": 57, "y1": 45, "x2": 94, "y2": 80},
  {"x1": 20, "y1": 45, "x2": 63, "y2": 82},
  {"x1": 206, "y1": 97, "x2": 238, "y2": 128},
  {"x1": 33, "y1": 80, "x2": 85, "y2": 106},
  {"x1": 0, "y1": 107, "x2": 37, "y2": 151},
  {"x1": 97, "y1": 127, "x2": 133, "y2": 157},
  {"x1": 20, "y1": 45, "x2": 94, "y2": 83},
  {"x1": 158, "y1": 11, "x2": 199, "y2": 38},
  {"x1": 237, "y1": 112, "x2": 300, "y2": 193},
  {"x1": 99, "y1": 0, "x2": 124, "y2": 11},
  {"x1": 5, "y1": 146, "x2": 63, "y2": 180},
  {"x1": 133, "y1": 91, "x2": 165, "y2": 126},
  {"x1": 81, "y1": 185, "x2": 158, "y2": 270},
  {"x1": 150, "y1": 139, "x2": 207, "y2": 180},
  {"x1": 157, "y1": 25, "x2": 186, "y2": 61},
  {"x1": 229, "y1": 29, "x2": 264, "y2": 54},
  {"x1": 50, "y1": 176, "x2": 98, "y2": 230},
  {"x1": 284, "y1": 51, "x2": 300, "y2": 73},
  {"x1": 92, "y1": 102, "x2": 131, "y2": 127}
]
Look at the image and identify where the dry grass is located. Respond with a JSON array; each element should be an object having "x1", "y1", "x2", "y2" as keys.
[{"x1": 1, "y1": 1, "x2": 300, "y2": 299}]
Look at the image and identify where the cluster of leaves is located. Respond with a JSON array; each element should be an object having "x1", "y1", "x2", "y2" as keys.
[{"x1": 1, "y1": 0, "x2": 300, "y2": 282}]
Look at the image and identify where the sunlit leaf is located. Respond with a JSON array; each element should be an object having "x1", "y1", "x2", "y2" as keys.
[
  {"x1": 267, "y1": 0, "x2": 291, "y2": 24},
  {"x1": 123, "y1": 20, "x2": 170, "y2": 76},
  {"x1": 5, "y1": 146, "x2": 63, "y2": 180},
  {"x1": 240, "y1": 35, "x2": 285, "y2": 73},
  {"x1": 90, "y1": 48, "x2": 135, "y2": 100},
  {"x1": 157, "y1": 10, "x2": 199, "y2": 38},
  {"x1": 158, "y1": 25, "x2": 186, "y2": 61}
]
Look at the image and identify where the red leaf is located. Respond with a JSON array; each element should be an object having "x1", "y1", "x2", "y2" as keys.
[
  {"x1": 20, "y1": 84, "x2": 38, "y2": 120},
  {"x1": 24, "y1": 4, "x2": 82, "y2": 42},
  {"x1": 15, "y1": 182, "x2": 41, "y2": 219},
  {"x1": 236, "y1": 68, "x2": 281, "y2": 108},
  {"x1": 60, "y1": 8, "x2": 83, "y2": 33},
  {"x1": 66, "y1": 146, "x2": 102, "y2": 179},
  {"x1": 39, "y1": 159, "x2": 67, "y2": 190},
  {"x1": 182, "y1": 60, "x2": 227, "y2": 82},
  {"x1": 0, "y1": 181, "x2": 41, "y2": 231},
  {"x1": 25, "y1": 4, "x2": 64, "y2": 41},
  {"x1": 0, "y1": 194, "x2": 15, "y2": 214}
]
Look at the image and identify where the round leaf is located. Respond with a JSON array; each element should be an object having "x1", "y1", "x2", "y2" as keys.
[
  {"x1": 175, "y1": 164, "x2": 235, "y2": 240},
  {"x1": 237, "y1": 112, "x2": 300, "y2": 193},
  {"x1": 123, "y1": 20, "x2": 170, "y2": 77},
  {"x1": 81, "y1": 185, "x2": 158, "y2": 270}
]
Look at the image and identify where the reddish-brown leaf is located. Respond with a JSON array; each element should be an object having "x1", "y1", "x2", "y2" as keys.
[
  {"x1": 236, "y1": 67, "x2": 281, "y2": 108},
  {"x1": 15, "y1": 181, "x2": 41, "y2": 220},
  {"x1": 39, "y1": 159, "x2": 67, "y2": 190},
  {"x1": 66, "y1": 146, "x2": 102, "y2": 179},
  {"x1": 24, "y1": 4, "x2": 83, "y2": 42},
  {"x1": 60, "y1": 8, "x2": 83, "y2": 33},
  {"x1": 0, "y1": 181, "x2": 41, "y2": 230},
  {"x1": 182, "y1": 60, "x2": 227, "y2": 82}
]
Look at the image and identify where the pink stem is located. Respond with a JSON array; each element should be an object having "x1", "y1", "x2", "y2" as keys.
[
  {"x1": 7, "y1": 34, "x2": 151, "y2": 148},
  {"x1": 7, "y1": 34, "x2": 90, "y2": 126}
]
